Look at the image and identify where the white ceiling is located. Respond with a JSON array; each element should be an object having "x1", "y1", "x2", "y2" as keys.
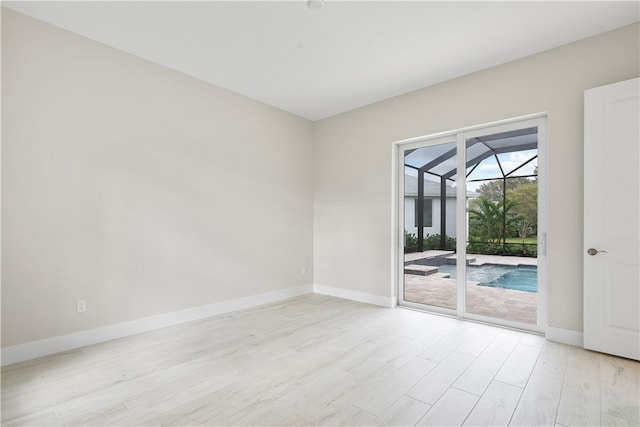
[{"x1": 3, "y1": 1, "x2": 639, "y2": 121}]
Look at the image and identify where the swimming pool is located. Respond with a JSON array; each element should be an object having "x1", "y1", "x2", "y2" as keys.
[{"x1": 437, "y1": 264, "x2": 537, "y2": 292}]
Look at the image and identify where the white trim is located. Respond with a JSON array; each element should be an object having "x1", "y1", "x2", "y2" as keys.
[
  {"x1": 314, "y1": 284, "x2": 395, "y2": 308},
  {"x1": 1, "y1": 285, "x2": 313, "y2": 366},
  {"x1": 394, "y1": 112, "x2": 548, "y2": 147},
  {"x1": 465, "y1": 312, "x2": 541, "y2": 334},
  {"x1": 455, "y1": 131, "x2": 466, "y2": 318},
  {"x1": 393, "y1": 136, "x2": 406, "y2": 308},
  {"x1": 536, "y1": 118, "x2": 549, "y2": 332},
  {"x1": 545, "y1": 326, "x2": 584, "y2": 347},
  {"x1": 390, "y1": 142, "x2": 400, "y2": 304}
]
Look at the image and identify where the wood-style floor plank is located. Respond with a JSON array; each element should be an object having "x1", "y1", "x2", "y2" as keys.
[
  {"x1": 494, "y1": 342, "x2": 542, "y2": 387},
  {"x1": 415, "y1": 387, "x2": 479, "y2": 426},
  {"x1": 509, "y1": 371, "x2": 564, "y2": 426},
  {"x1": 2, "y1": 294, "x2": 639, "y2": 426},
  {"x1": 463, "y1": 380, "x2": 523, "y2": 426},
  {"x1": 374, "y1": 395, "x2": 431, "y2": 427},
  {"x1": 556, "y1": 367, "x2": 601, "y2": 426},
  {"x1": 453, "y1": 346, "x2": 510, "y2": 396},
  {"x1": 600, "y1": 354, "x2": 640, "y2": 424},
  {"x1": 406, "y1": 352, "x2": 475, "y2": 404},
  {"x1": 533, "y1": 341, "x2": 571, "y2": 380},
  {"x1": 353, "y1": 356, "x2": 436, "y2": 416}
]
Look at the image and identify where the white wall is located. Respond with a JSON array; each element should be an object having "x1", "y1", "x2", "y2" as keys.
[
  {"x1": 1, "y1": 9, "x2": 314, "y2": 347},
  {"x1": 404, "y1": 197, "x2": 457, "y2": 238},
  {"x1": 313, "y1": 23, "x2": 639, "y2": 333}
]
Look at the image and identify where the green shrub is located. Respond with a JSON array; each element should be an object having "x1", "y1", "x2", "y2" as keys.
[
  {"x1": 404, "y1": 231, "x2": 418, "y2": 252},
  {"x1": 404, "y1": 232, "x2": 456, "y2": 252},
  {"x1": 424, "y1": 234, "x2": 456, "y2": 251},
  {"x1": 467, "y1": 239, "x2": 537, "y2": 257},
  {"x1": 467, "y1": 237, "x2": 500, "y2": 255}
]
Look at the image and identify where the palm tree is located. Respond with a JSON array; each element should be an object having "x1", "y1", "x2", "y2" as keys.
[{"x1": 468, "y1": 197, "x2": 521, "y2": 253}]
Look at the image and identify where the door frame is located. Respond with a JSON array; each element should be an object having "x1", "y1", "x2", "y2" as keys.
[{"x1": 392, "y1": 113, "x2": 547, "y2": 333}]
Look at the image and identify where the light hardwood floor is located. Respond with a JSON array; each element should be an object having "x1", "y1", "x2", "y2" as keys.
[{"x1": 2, "y1": 294, "x2": 639, "y2": 426}]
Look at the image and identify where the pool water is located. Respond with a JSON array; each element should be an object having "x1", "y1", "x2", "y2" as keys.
[{"x1": 437, "y1": 264, "x2": 537, "y2": 292}]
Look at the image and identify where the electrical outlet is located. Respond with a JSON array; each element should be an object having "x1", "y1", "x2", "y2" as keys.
[
  {"x1": 77, "y1": 299, "x2": 87, "y2": 313},
  {"x1": 301, "y1": 266, "x2": 307, "y2": 276}
]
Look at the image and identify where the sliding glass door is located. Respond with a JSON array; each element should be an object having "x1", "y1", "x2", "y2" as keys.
[
  {"x1": 398, "y1": 116, "x2": 546, "y2": 332},
  {"x1": 402, "y1": 137, "x2": 458, "y2": 313}
]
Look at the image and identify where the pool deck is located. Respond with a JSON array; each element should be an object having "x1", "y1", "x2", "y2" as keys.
[
  {"x1": 405, "y1": 250, "x2": 538, "y2": 267},
  {"x1": 404, "y1": 251, "x2": 538, "y2": 325}
]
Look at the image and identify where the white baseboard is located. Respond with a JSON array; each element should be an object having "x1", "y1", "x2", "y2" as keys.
[
  {"x1": 545, "y1": 326, "x2": 584, "y2": 347},
  {"x1": 313, "y1": 284, "x2": 395, "y2": 308},
  {"x1": 1, "y1": 285, "x2": 313, "y2": 366}
]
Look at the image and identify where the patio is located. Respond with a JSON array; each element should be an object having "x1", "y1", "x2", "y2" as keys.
[{"x1": 404, "y1": 252, "x2": 537, "y2": 325}]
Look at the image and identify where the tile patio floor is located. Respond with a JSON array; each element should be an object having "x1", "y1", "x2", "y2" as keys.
[{"x1": 404, "y1": 252, "x2": 538, "y2": 325}]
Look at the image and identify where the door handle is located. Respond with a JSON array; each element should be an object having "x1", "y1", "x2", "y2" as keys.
[{"x1": 587, "y1": 248, "x2": 608, "y2": 256}]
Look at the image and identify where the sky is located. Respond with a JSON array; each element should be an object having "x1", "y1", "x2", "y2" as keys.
[{"x1": 405, "y1": 149, "x2": 538, "y2": 192}]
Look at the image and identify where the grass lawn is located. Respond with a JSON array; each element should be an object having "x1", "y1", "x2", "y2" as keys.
[{"x1": 505, "y1": 237, "x2": 537, "y2": 244}]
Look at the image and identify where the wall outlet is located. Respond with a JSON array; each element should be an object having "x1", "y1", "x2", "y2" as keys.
[
  {"x1": 77, "y1": 299, "x2": 87, "y2": 313},
  {"x1": 301, "y1": 266, "x2": 307, "y2": 276}
]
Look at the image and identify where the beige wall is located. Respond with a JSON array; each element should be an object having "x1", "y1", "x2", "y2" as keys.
[
  {"x1": 1, "y1": 9, "x2": 314, "y2": 347},
  {"x1": 313, "y1": 23, "x2": 639, "y2": 333}
]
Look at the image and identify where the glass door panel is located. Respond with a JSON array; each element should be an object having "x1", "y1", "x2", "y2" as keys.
[
  {"x1": 464, "y1": 128, "x2": 539, "y2": 325},
  {"x1": 403, "y1": 141, "x2": 457, "y2": 311}
]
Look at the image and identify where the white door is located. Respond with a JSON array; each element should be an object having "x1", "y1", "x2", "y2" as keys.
[{"x1": 584, "y1": 77, "x2": 639, "y2": 361}]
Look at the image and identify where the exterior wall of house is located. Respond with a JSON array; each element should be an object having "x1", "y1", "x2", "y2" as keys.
[
  {"x1": 313, "y1": 23, "x2": 639, "y2": 333},
  {"x1": 1, "y1": 9, "x2": 314, "y2": 347},
  {"x1": 404, "y1": 197, "x2": 457, "y2": 239}
]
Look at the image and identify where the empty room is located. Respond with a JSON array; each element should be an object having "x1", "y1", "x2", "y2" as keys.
[{"x1": 2, "y1": 1, "x2": 639, "y2": 426}]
